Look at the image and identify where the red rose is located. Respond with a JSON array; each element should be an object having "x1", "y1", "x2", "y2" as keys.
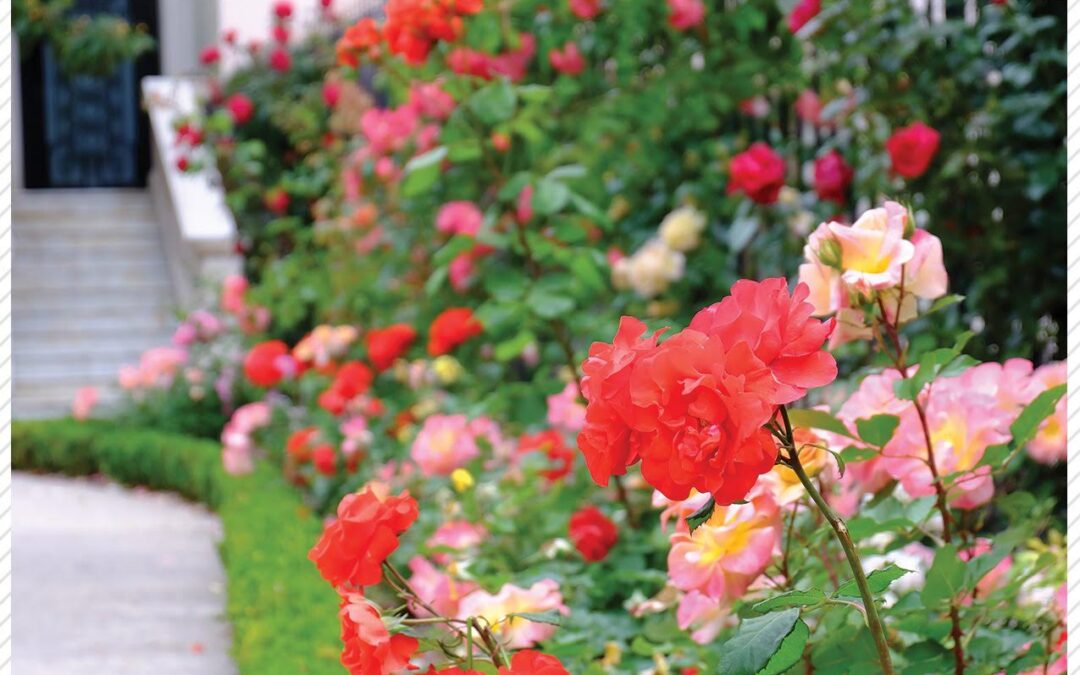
[
  {"x1": 226, "y1": 93, "x2": 254, "y2": 124},
  {"x1": 885, "y1": 122, "x2": 940, "y2": 179},
  {"x1": 323, "y1": 81, "x2": 341, "y2": 107},
  {"x1": 319, "y1": 361, "x2": 374, "y2": 415},
  {"x1": 668, "y1": 0, "x2": 706, "y2": 30},
  {"x1": 687, "y1": 278, "x2": 837, "y2": 404},
  {"x1": 199, "y1": 45, "x2": 220, "y2": 65},
  {"x1": 269, "y1": 47, "x2": 292, "y2": 72},
  {"x1": 498, "y1": 650, "x2": 570, "y2": 675},
  {"x1": 727, "y1": 142, "x2": 786, "y2": 205},
  {"x1": 223, "y1": 29, "x2": 237, "y2": 45},
  {"x1": 286, "y1": 427, "x2": 319, "y2": 462},
  {"x1": 175, "y1": 156, "x2": 190, "y2": 172},
  {"x1": 272, "y1": 24, "x2": 290, "y2": 44},
  {"x1": 568, "y1": 506, "x2": 618, "y2": 562},
  {"x1": 273, "y1": 1, "x2": 293, "y2": 18},
  {"x1": 312, "y1": 443, "x2": 337, "y2": 475},
  {"x1": 518, "y1": 430, "x2": 575, "y2": 483},
  {"x1": 428, "y1": 308, "x2": 483, "y2": 356},
  {"x1": 308, "y1": 488, "x2": 419, "y2": 588},
  {"x1": 366, "y1": 324, "x2": 418, "y2": 371},
  {"x1": 244, "y1": 340, "x2": 291, "y2": 387},
  {"x1": 813, "y1": 150, "x2": 853, "y2": 204},
  {"x1": 568, "y1": 0, "x2": 601, "y2": 19},
  {"x1": 264, "y1": 187, "x2": 290, "y2": 215},
  {"x1": 788, "y1": 0, "x2": 821, "y2": 34},
  {"x1": 549, "y1": 42, "x2": 585, "y2": 76}
]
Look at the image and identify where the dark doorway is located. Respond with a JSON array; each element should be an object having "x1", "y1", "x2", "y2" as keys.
[{"x1": 19, "y1": 0, "x2": 160, "y2": 189}]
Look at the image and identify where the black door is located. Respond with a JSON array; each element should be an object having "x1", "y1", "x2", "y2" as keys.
[{"x1": 20, "y1": 0, "x2": 160, "y2": 189}]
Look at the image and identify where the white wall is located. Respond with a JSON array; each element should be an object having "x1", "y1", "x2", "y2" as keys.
[{"x1": 158, "y1": 0, "x2": 219, "y2": 76}]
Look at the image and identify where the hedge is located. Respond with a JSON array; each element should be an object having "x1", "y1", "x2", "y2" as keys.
[{"x1": 12, "y1": 419, "x2": 342, "y2": 674}]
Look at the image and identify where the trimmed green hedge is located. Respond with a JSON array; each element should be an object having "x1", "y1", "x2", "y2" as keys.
[{"x1": 13, "y1": 419, "x2": 342, "y2": 674}]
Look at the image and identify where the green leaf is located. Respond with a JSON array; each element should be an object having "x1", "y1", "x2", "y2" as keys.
[
  {"x1": 400, "y1": 146, "x2": 447, "y2": 197},
  {"x1": 759, "y1": 619, "x2": 809, "y2": 675},
  {"x1": 901, "y1": 640, "x2": 953, "y2": 675},
  {"x1": 686, "y1": 497, "x2": 715, "y2": 533},
  {"x1": 532, "y1": 178, "x2": 571, "y2": 216},
  {"x1": 786, "y1": 408, "x2": 855, "y2": 439},
  {"x1": 718, "y1": 609, "x2": 801, "y2": 675},
  {"x1": 846, "y1": 496, "x2": 935, "y2": 541},
  {"x1": 893, "y1": 334, "x2": 977, "y2": 400},
  {"x1": 753, "y1": 590, "x2": 826, "y2": 613},
  {"x1": 1009, "y1": 384, "x2": 1066, "y2": 449},
  {"x1": 494, "y1": 331, "x2": 535, "y2": 362},
  {"x1": 925, "y1": 294, "x2": 965, "y2": 315},
  {"x1": 836, "y1": 564, "x2": 911, "y2": 597},
  {"x1": 526, "y1": 285, "x2": 574, "y2": 319},
  {"x1": 921, "y1": 544, "x2": 965, "y2": 607},
  {"x1": 855, "y1": 414, "x2": 900, "y2": 447},
  {"x1": 469, "y1": 80, "x2": 517, "y2": 125}
]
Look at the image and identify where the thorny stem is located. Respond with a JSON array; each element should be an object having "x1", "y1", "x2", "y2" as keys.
[
  {"x1": 779, "y1": 406, "x2": 895, "y2": 675},
  {"x1": 873, "y1": 299, "x2": 965, "y2": 673}
]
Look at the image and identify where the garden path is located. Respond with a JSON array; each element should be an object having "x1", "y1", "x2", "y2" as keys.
[{"x1": 13, "y1": 472, "x2": 236, "y2": 674}]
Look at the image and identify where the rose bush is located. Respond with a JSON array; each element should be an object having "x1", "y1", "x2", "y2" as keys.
[{"x1": 91, "y1": 0, "x2": 1069, "y2": 673}]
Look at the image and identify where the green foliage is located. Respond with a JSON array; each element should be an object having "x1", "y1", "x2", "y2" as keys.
[
  {"x1": 718, "y1": 609, "x2": 801, "y2": 675},
  {"x1": 12, "y1": 420, "x2": 341, "y2": 674}
]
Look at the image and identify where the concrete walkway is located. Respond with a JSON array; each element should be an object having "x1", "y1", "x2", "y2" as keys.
[{"x1": 13, "y1": 472, "x2": 235, "y2": 675}]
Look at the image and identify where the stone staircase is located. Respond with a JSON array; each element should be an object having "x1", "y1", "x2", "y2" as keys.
[{"x1": 14, "y1": 190, "x2": 178, "y2": 419}]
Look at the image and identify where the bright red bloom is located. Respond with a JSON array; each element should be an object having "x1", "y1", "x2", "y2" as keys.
[
  {"x1": 176, "y1": 156, "x2": 190, "y2": 172},
  {"x1": 668, "y1": 0, "x2": 705, "y2": 30},
  {"x1": 309, "y1": 488, "x2": 419, "y2": 588},
  {"x1": 788, "y1": 0, "x2": 821, "y2": 34},
  {"x1": 568, "y1": 0, "x2": 601, "y2": 19},
  {"x1": 226, "y1": 93, "x2": 255, "y2": 124},
  {"x1": 497, "y1": 650, "x2": 570, "y2": 675},
  {"x1": 337, "y1": 18, "x2": 383, "y2": 66},
  {"x1": 813, "y1": 150, "x2": 853, "y2": 204},
  {"x1": 366, "y1": 324, "x2": 418, "y2": 371},
  {"x1": 688, "y1": 278, "x2": 837, "y2": 404},
  {"x1": 549, "y1": 42, "x2": 585, "y2": 76},
  {"x1": 568, "y1": 506, "x2": 618, "y2": 562},
  {"x1": 313, "y1": 443, "x2": 337, "y2": 475},
  {"x1": 199, "y1": 45, "x2": 220, "y2": 65},
  {"x1": 885, "y1": 122, "x2": 940, "y2": 179},
  {"x1": 727, "y1": 143, "x2": 785, "y2": 205},
  {"x1": 244, "y1": 340, "x2": 291, "y2": 387},
  {"x1": 339, "y1": 592, "x2": 419, "y2": 674},
  {"x1": 287, "y1": 427, "x2": 320, "y2": 462},
  {"x1": 427, "y1": 308, "x2": 483, "y2": 356},
  {"x1": 319, "y1": 361, "x2": 375, "y2": 415},
  {"x1": 518, "y1": 430, "x2": 575, "y2": 482},
  {"x1": 269, "y1": 47, "x2": 292, "y2": 72},
  {"x1": 380, "y1": 0, "x2": 484, "y2": 65},
  {"x1": 272, "y1": 23, "x2": 290, "y2": 44}
]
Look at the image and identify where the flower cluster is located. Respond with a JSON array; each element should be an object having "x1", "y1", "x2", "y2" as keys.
[
  {"x1": 611, "y1": 205, "x2": 706, "y2": 299},
  {"x1": 578, "y1": 277, "x2": 836, "y2": 505}
]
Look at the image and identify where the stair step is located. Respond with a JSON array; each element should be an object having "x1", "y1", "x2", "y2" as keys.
[
  {"x1": 14, "y1": 240, "x2": 168, "y2": 261},
  {"x1": 13, "y1": 331, "x2": 175, "y2": 350},
  {"x1": 14, "y1": 278, "x2": 173, "y2": 297}
]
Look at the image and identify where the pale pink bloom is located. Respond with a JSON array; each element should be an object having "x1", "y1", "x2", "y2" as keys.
[
  {"x1": 172, "y1": 322, "x2": 198, "y2": 347},
  {"x1": 407, "y1": 81, "x2": 456, "y2": 120},
  {"x1": 411, "y1": 414, "x2": 481, "y2": 476},
  {"x1": 137, "y1": 347, "x2": 188, "y2": 388},
  {"x1": 794, "y1": 90, "x2": 822, "y2": 125},
  {"x1": 667, "y1": 0, "x2": 705, "y2": 30},
  {"x1": 653, "y1": 490, "x2": 712, "y2": 533},
  {"x1": 436, "y1": 201, "x2": 483, "y2": 237},
  {"x1": 676, "y1": 591, "x2": 734, "y2": 644},
  {"x1": 905, "y1": 229, "x2": 948, "y2": 300},
  {"x1": 667, "y1": 489, "x2": 781, "y2": 602},
  {"x1": 374, "y1": 156, "x2": 399, "y2": 182},
  {"x1": 797, "y1": 222, "x2": 845, "y2": 316},
  {"x1": 222, "y1": 443, "x2": 254, "y2": 475},
  {"x1": 220, "y1": 401, "x2": 271, "y2": 475},
  {"x1": 72, "y1": 386, "x2": 99, "y2": 420},
  {"x1": 118, "y1": 365, "x2": 141, "y2": 390},
  {"x1": 546, "y1": 382, "x2": 585, "y2": 433},
  {"x1": 293, "y1": 325, "x2": 359, "y2": 369},
  {"x1": 429, "y1": 520, "x2": 488, "y2": 564},
  {"x1": 956, "y1": 359, "x2": 1037, "y2": 416},
  {"x1": 829, "y1": 202, "x2": 914, "y2": 294},
  {"x1": 882, "y1": 379, "x2": 1011, "y2": 510},
  {"x1": 342, "y1": 166, "x2": 361, "y2": 202},
  {"x1": 340, "y1": 416, "x2": 372, "y2": 458},
  {"x1": 1028, "y1": 361, "x2": 1066, "y2": 464},
  {"x1": 415, "y1": 124, "x2": 442, "y2": 153},
  {"x1": 407, "y1": 556, "x2": 478, "y2": 617},
  {"x1": 456, "y1": 579, "x2": 569, "y2": 649}
]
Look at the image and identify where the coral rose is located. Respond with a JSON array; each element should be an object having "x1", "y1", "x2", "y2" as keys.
[
  {"x1": 428, "y1": 307, "x2": 483, "y2": 356},
  {"x1": 243, "y1": 340, "x2": 293, "y2": 387},
  {"x1": 339, "y1": 593, "x2": 419, "y2": 674},
  {"x1": 366, "y1": 324, "x2": 418, "y2": 371},
  {"x1": 308, "y1": 487, "x2": 419, "y2": 588},
  {"x1": 498, "y1": 650, "x2": 570, "y2": 674}
]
